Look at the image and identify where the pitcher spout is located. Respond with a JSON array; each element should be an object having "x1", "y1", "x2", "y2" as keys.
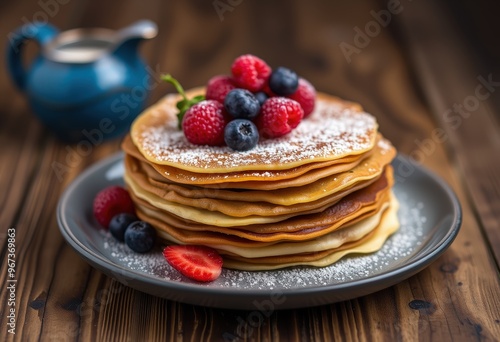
[{"x1": 112, "y1": 20, "x2": 158, "y2": 58}]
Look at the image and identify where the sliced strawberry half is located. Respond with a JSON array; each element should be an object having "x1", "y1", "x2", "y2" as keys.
[{"x1": 163, "y1": 245, "x2": 223, "y2": 282}]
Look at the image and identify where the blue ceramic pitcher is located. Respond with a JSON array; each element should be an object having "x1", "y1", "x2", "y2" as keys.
[{"x1": 6, "y1": 20, "x2": 158, "y2": 142}]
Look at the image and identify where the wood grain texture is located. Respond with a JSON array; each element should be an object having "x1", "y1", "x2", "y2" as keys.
[
  {"x1": 397, "y1": 0, "x2": 500, "y2": 267},
  {"x1": 0, "y1": 0, "x2": 499, "y2": 341}
]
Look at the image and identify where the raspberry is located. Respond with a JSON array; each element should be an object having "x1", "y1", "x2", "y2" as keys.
[
  {"x1": 231, "y1": 54, "x2": 271, "y2": 92},
  {"x1": 256, "y1": 97, "x2": 304, "y2": 138},
  {"x1": 93, "y1": 186, "x2": 135, "y2": 229},
  {"x1": 288, "y1": 78, "x2": 316, "y2": 117},
  {"x1": 182, "y1": 100, "x2": 229, "y2": 146},
  {"x1": 205, "y1": 75, "x2": 236, "y2": 103}
]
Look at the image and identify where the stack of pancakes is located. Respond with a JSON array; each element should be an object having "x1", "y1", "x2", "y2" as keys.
[{"x1": 122, "y1": 88, "x2": 399, "y2": 271}]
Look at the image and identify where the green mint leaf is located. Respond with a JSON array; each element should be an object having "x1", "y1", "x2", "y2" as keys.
[
  {"x1": 176, "y1": 100, "x2": 187, "y2": 111},
  {"x1": 162, "y1": 74, "x2": 206, "y2": 130},
  {"x1": 191, "y1": 95, "x2": 205, "y2": 103}
]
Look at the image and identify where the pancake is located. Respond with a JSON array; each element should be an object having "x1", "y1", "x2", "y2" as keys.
[
  {"x1": 130, "y1": 88, "x2": 379, "y2": 173},
  {"x1": 122, "y1": 134, "x2": 369, "y2": 186},
  {"x1": 125, "y1": 138, "x2": 395, "y2": 208},
  {"x1": 154, "y1": 193, "x2": 395, "y2": 262},
  {"x1": 222, "y1": 193, "x2": 399, "y2": 270},
  {"x1": 217, "y1": 137, "x2": 393, "y2": 190},
  {"x1": 126, "y1": 152, "x2": 393, "y2": 217},
  {"x1": 135, "y1": 191, "x2": 389, "y2": 245},
  {"x1": 125, "y1": 162, "x2": 390, "y2": 225},
  {"x1": 131, "y1": 135, "x2": 392, "y2": 191},
  {"x1": 125, "y1": 172, "x2": 302, "y2": 226},
  {"x1": 131, "y1": 171, "x2": 392, "y2": 242}
]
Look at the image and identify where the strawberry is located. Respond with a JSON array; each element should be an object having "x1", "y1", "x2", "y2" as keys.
[
  {"x1": 231, "y1": 54, "x2": 271, "y2": 92},
  {"x1": 93, "y1": 186, "x2": 135, "y2": 228},
  {"x1": 288, "y1": 78, "x2": 316, "y2": 117},
  {"x1": 255, "y1": 97, "x2": 304, "y2": 138},
  {"x1": 163, "y1": 245, "x2": 223, "y2": 282}
]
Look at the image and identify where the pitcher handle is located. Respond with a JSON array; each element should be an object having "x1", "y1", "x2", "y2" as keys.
[{"x1": 6, "y1": 22, "x2": 59, "y2": 90}]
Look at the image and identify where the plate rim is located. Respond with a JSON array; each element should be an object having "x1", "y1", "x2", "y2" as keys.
[{"x1": 57, "y1": 153, "x2": 462, "y2": 307}]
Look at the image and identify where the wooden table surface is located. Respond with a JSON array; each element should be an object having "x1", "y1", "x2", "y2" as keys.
[{"x1": 1, "y1": 0, "x2": 499, "y2": 341}]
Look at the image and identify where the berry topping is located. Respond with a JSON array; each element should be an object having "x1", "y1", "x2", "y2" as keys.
[
  {"x1": 224, "y1": 119, "x2": 260, "y2": 151},
  {"x1": 161, "y1": 55, "x2": 317, "y2": 151},
  {"x1": 163, "y1": 245, "x2": 223, "y2": 282},
  {"x1": 268, "y1": 67, "x2": 299, "y2": 96},
  {"x1": 109, "y1": 213, "x2": 138, "y2": 242},
  {"x1": 93, "y1": 186, "x2": 135, "y2": 229},
  {"x1": 288, "y1": 78, "x2": 316, "y2": 117},
  {"x1": 231, "y1": 54, "x2": 271, "y2": 92},
  {"x1": 182, "y1": 100, "x2": 229, "y2": 146},
  {"x1": 224, "y1": 89, "x2": 261, "y2": 120},
  {"x1": 254, "y1": 91, "x2": 269, "y2": 106},
  {"x1": 256, "y1": 97, "x2": 304, "y2": 138},
  {"x1": 124, "y1": 221, "x2": 156, "y2": 253},
  {"x1": 205, "y1": 75, "x2": 237, "y2": 103}
]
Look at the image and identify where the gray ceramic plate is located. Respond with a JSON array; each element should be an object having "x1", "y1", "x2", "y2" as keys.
[{"x1": 57, "y1": 153, "x2": 461, "y2": 310}]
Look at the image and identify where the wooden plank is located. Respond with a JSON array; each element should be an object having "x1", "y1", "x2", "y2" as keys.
[
  {"x1": 0, "y1": 1, "x2": 124, "y2": 341},
  {"x1": 396, "y1": 0, "x2": 500, "y2": 267}
]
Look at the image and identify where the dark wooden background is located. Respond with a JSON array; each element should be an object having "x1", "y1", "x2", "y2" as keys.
[{"x1": 1, "y1": 0, "x2": 499, "y2": 341}]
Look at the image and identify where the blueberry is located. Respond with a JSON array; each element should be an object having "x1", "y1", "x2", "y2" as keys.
[
  {"x1": 268, "y1": 67, "x2": 299, "y2": 96},
  {"x1": 224, "y1": 119, "x2": 259, "y2": 151},
  {"x1": 124, "y1": 221, "x2": 156, "y2": 253},
  {"x1": 224, "y1": 89, "x2": 261, "y2": 120},
  {"x1": 254, "y1": 91, "x2": 268, "y2": 106},
  {"x1": 109, "y1": 213, "x2": 139, "y2": 242}
]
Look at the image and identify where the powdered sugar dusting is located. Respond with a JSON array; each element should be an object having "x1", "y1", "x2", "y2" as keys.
[
  {"x1": 133, "y1": 94, "x2": 378, "y2": 171},
  {"x1": 101, "y1": 193, "x2": 425, "y2": 289}
]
